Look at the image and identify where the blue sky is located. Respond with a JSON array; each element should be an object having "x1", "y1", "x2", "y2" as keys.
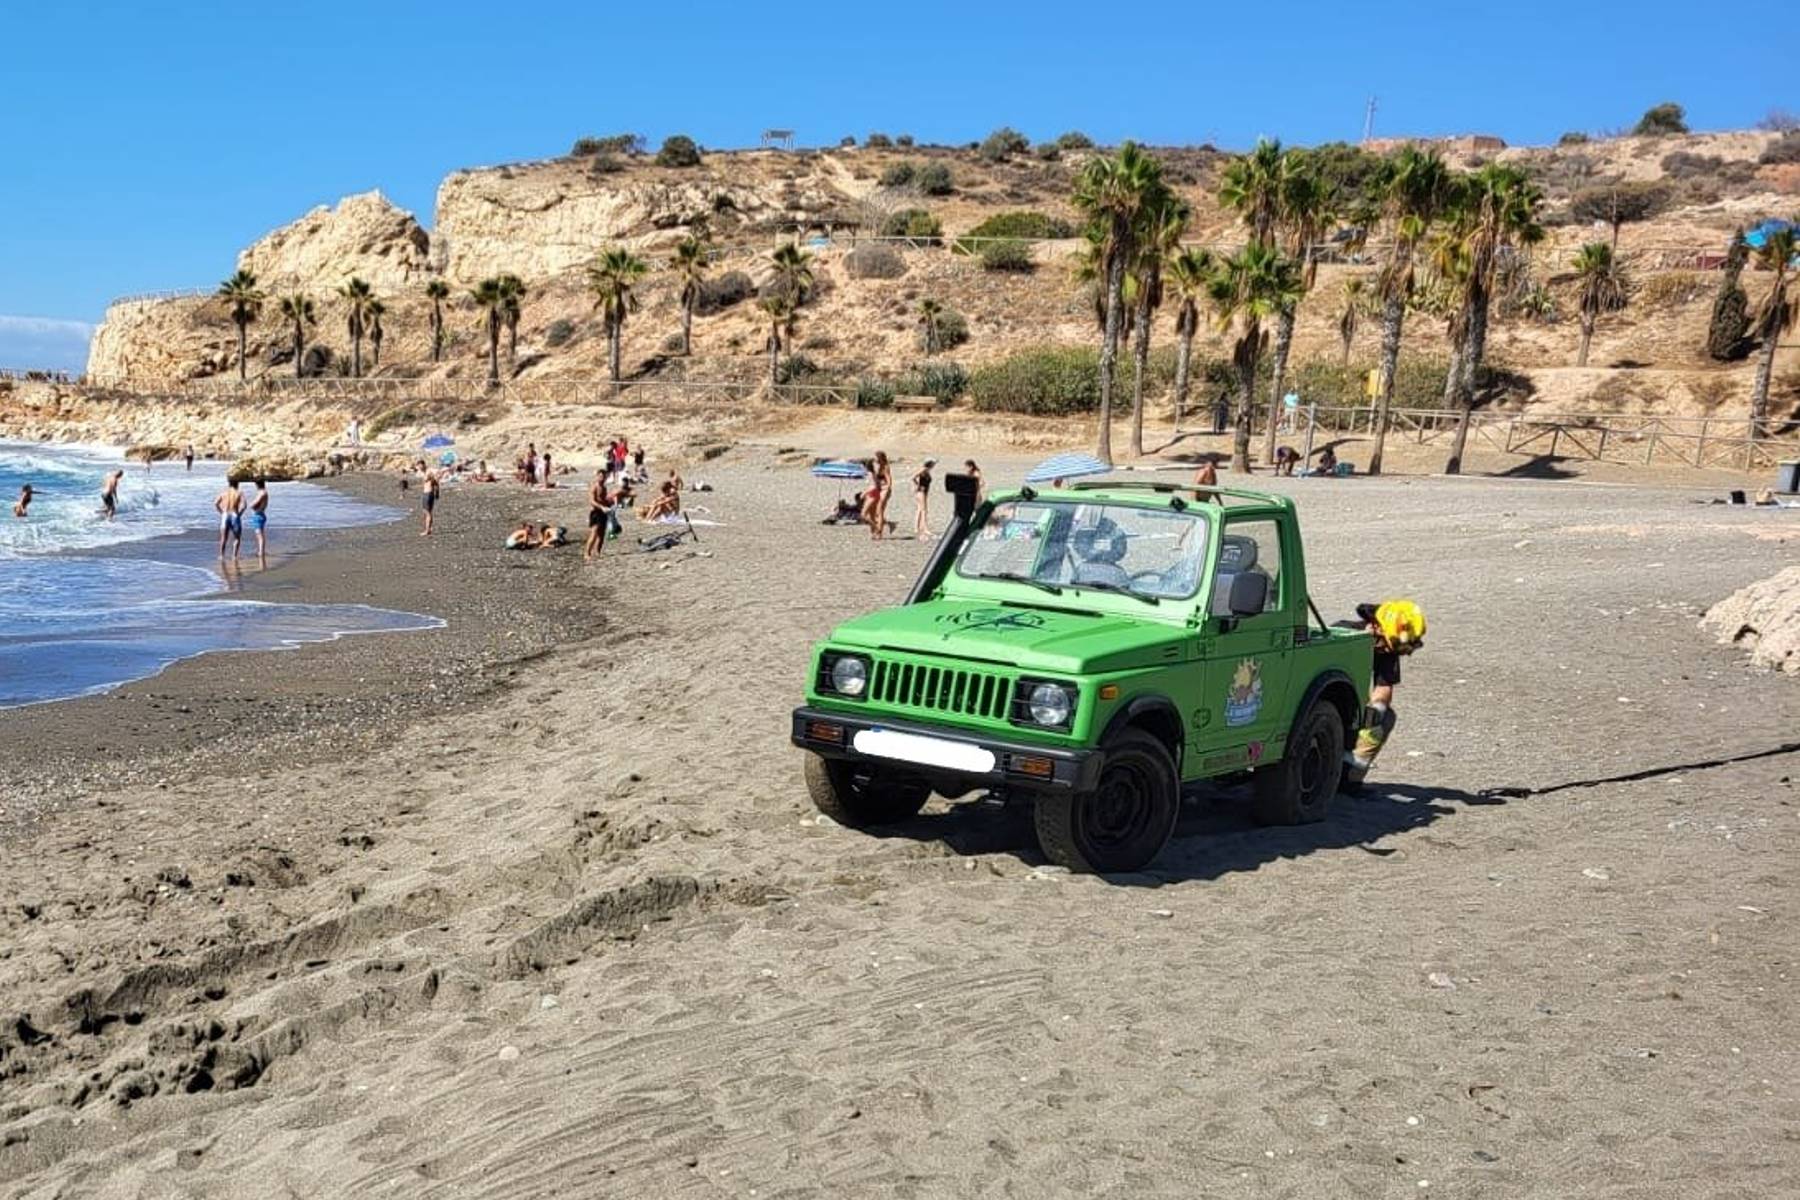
[{"x1": 0, "y1": 0, "x2": 1788, "y2": 370}]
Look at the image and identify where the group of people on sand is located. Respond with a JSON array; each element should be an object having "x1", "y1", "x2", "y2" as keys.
[
  {"x1": 214, "y1": 479, "x2": 272, "y2": 558},
  {"x1": 825, "y1": 454, "x2": 983, "y2": 542}
]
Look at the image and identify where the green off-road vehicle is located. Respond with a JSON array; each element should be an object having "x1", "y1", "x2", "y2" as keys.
[{"x1": 790, "y1": 480, "x2": 1376, "y2": 873}]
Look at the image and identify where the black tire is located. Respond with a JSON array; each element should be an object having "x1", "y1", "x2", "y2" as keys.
[
  {"x1": 1034, "y1": 729, "x2": 1179, "y2": 873},
  {"x1": 803, "y1": 753, "x2": 929, "y2": 826},
  {"x1": 1250, "y1": 699, "x2": 1345, "y2": 826}
]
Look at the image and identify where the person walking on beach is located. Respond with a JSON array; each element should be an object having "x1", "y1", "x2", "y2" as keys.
[
  {"x1": 248, "y1": 478, "x2": 270, "y2": 560},
  {"x1": 541, "y1": 448, "x2": 554, "y2": 488},
  {"x1": 584, "y1": 468, "x2": 613, "y2": 561},
  {"x1": 12, "y1": 483, "x2": 31, "y2": 518},
  {"x1": 912, "y1": 458, "x2": 935, "y2": 540},
  {"x1": 868, "y1": 451, "x2": 893, "y2": 541},
  {"x1": 100, "y1": 469, "x2": 123, "y2": 520},
  {"x1": 421, "y1": 468, "x2": 440, "y2": 536},
  {"x1": 183, "y1": 444, "x2": 194, "y2": 472},
  {"x1": 963, "y1": 459, "x2": 986, "y2": 506},
  {"x1": 215, "y1": 480, "x2": 245, "y2": 557}
]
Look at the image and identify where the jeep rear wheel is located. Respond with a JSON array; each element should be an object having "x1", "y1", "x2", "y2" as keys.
[
  {"x1": 1250, "y1": 699, "x2": 1345, "y2": 826},
  {"x1": 804, "y1": 753, "x2": 930, "y2": 826},
  {"x1": 1034, "y1": 729, "x2": 1179, "y2": 873}
]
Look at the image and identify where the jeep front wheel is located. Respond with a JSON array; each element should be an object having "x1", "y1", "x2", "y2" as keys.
[
  {"x1": 1250, "y1": 699, "x2": 1345, "y2": 826},
  {"x1": 803, "y1": 753, "x2": 930, "y2": 826},
  {"x1": 1034, "y1": 729, "x2": 1179, "y2": 873}
]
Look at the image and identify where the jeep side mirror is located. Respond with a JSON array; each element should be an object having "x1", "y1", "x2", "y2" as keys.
[{"x1": 1227, "y1": 572, "x2": 1268, "y2": 617}]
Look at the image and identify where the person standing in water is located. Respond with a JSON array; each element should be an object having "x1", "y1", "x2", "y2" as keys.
[
  {"x1": 214, "y1": 480, "x2": 245, "y2": 557},
  {"x1": 421, "y1": 468, "x2": 440, "y2": 536},
  {"x1": 248, "y1": 478, "x2": 271, "y2": 561},
  {"x1": 100, "y1": 470, "x2": 123, "y2": 520},
  {"x1": 12, "y1": 483, "x2": 31, "y2": 518},
  {"x1": 183, "y1": 444, "x2": 195, "y2": 472}
]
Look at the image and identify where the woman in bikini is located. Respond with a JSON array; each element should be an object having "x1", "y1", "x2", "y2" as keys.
[
  {"x1": 869, "y1": 451, "x2": 893, "y2": 541},
  {"x1": 911, "y1": 458, "x2": 935, "y2": 540}
]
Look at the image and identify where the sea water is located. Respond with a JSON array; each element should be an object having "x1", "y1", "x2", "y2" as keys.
[{"x1": 0, "y1": 442, "x2": 441, "y2": 708}]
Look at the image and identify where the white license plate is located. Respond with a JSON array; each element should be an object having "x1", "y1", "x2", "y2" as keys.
[{"x1": 852, "y1": 729, "x2": 997, "y2": 774}]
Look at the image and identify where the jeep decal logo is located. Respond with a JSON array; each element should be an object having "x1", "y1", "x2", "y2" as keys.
[{"x1": 934, "y1": 608, "x2": 1049, "y2": 635}]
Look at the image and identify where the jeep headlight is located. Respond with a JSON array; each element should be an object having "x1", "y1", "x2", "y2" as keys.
[
  {"x1": 1026, "y1": 682, "x2": 1072, "y2": 728},
  {"x1": 827, "y1": 654, "x2": 869, "y2": 698}
]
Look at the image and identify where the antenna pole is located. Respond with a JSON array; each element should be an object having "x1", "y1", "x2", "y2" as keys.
[{"x1": 1362, "y1": 96, "x2": 1378, "y2": 143}]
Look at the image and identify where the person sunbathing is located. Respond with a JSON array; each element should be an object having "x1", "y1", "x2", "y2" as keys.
[{"x1": 639, "y1": 480, "x2": 680, "y2": 522}]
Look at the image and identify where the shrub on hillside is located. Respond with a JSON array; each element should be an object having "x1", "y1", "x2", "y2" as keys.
[
  {"x1": 879, "y1": 161, "x2": 917, "y2": 187},
  {"x1": 901, "y1": 361, "x2": 969, "y2": 403},
  {"x1": 1558, "y1": 131, "x2": 1591, "y2": 146},
  {"x1": 1637, "y1": 271, "x2": 1709, "y2": 309},
  {"x1": 1056, "y1": 131, "x2": 1094, "y2": 150},
  {"x1": 844, "y1": 243, "x2": 908, "y2": 279},
  {"x1": 896, "y1": 134, "x2": 915, "y2": 147},
  {"x1": 572, "y1": 133, "x2": 644, "y2": 157},
  {"x1": 854, "y1": 377, "x2": 896, "y2": 409},
  {"x1": 839, "y1": 135, "x2": 856, "y2": 147},
  {"x1": 953, "y1": 210, "x2": 1075, "y2": 253},
  {"x1": 979, "y1": 127, "x2": 1030, "y2": 162},
  {"x1": 866, "y1": 132, "x2": 893, "y2": 148},
  {"x1": 1760, "y1": 131, "x2": 1800, "y2": 165},
  {"x1": 1633, "y1": 102, "x2": 1688, "y2": 136},
  {"x1": 1033, "y1": 143, "x2": 1062, "y2": 161},
  {"x1": 915, "y1": 307, "x2": 970, "y2": 352},
  {"x1": 878, "y1": 209, "x2": 943, "y2": 243},
  {"x1": 776, "y1": 354, "x2": 821, "y2": 384},
  {"x1": 544, "y1": 319, "x2": 577, "y2": 347},
  {"x1": 969, "y1": 347, "x2": 1101, "y2": 414},
  {"x1": 655, "y1": 135, "x2": 702, "y2": 167},
  {"x1": 979, "y1": 239, "x2": 1034, "y2": 272},
  {"x1": 588, "y1": 153, "x2": 625, "y2": 175},
  {"x1": 916, "y1": 163, "x2": 955, "y2": 195},
  {"x1": 1661, "y1": 150, "x2": 1721, "y2": 178},
  {"x1": 1569, "y1": 181, "x2": 1673, "y2": 229},
  {"x1": 695, "y1": 270, "x2": 753, "y2": 314}
]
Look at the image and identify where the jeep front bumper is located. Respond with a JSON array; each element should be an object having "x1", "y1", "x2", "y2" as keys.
[{"x1": 791, "y1": 706, "x2": 1102, "y2": 791}]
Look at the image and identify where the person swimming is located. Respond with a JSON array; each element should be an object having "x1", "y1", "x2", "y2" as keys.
[
  {"x1": 12, "y1": 483, "x2": 31, "y2": 518},
  {"x1": 100, "y1": 469, "x2": 123, "y2": 520}
]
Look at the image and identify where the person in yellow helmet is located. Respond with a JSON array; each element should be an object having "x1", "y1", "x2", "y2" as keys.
[{"x1": 1343, "y1": 599, "x2": 1426, "y2": 787}]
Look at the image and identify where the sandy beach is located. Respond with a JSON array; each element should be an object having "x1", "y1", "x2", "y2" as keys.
[{"x1": 2, "y1": 449, "x2": 1798, "y2": 1197}]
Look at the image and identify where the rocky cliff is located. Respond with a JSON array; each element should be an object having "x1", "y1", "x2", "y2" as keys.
[{"x1": 238, "y1": 190, "x2": 432, "y2": 292}]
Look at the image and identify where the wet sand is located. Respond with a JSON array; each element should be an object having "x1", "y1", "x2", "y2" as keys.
[{"x1": 2, "y1": 457, "x2": 1798, "y2": 1197}]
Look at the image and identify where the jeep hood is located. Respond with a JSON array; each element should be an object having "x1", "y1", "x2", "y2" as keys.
[{"x1": 827, "y1": 599, "x2": 1184, "y2": 675}]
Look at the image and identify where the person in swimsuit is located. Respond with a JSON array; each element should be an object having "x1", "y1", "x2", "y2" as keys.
[
  {"x1": 101, "y1": 470, "x2": 123, "y2": 520},
  {"x1": 585, "y1": 468, "x2": 613, "y2": 561},
  {"x1": 1193, "y1": 457, "x2": 1220, "y2": 502},
  {"x1": 912, "y1": 458, "x2": 935, "y2": 540},
  {"x1": 505, "y1": 521, "x2": 540, "y2": 550},
  {"x1": 12, "y1": 483, "x2": 31, "y2": 518},
  {"x1": 214, "y1": 481, "x2": 245, "y2": 557},
  {"x1": 541, "y1": 449, "x2": 554, "y2": 488},
  {"x1": 248, "y1": 478, "x2": 270, "y2": 560},
  {"x1": 183, "y1": 444, "x2": 195, "y2": 472},
  {"x1": 963, "y1": 459, "x2": 985, "y2": 506},
  {"x1": 421, "y1": 469, "x2": 440, "y2": 536}
]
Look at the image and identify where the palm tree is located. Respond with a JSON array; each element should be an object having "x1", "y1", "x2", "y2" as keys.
[
  {"x1": 759, "y1": 294, "x2": 798, "y2": 386},
  {"x1": 425, "y1": 280, "x2": 450, "y2": 363},
  {"x1": 918, "y1": 298, "x2": 944, "y2": 355},
  {"x1": 498, "y1": 274, "x2": 527, "y2": 365},
  {"x1": 1165, "y1": 248, "x2": 1213, "y2": 428},
  {"x1": 1368, "y1": 146, "x2": 1455, "y2": 475},
  {"x1": 217, "y1": 270, "x2": 264, "y2": 383},
  {"x1": 1071, "y1": 140, "x2": 1168, "y2": 463},
  {"x1": 1441, "y1": 164, "x2": 1544, "y2": 474},
  {"x1": 1207, "y1": 242, "x2": 1304, "y2": 472},
  {"x1": 1262, "y1": 152, "x2": 1335, "y2": 464},
  {"x1": 1749, "y1": 225, "x2": 1798, "y2": 435},
  {"x1": 1337, "y1": 277, "x2": 1368, "y2": 365},
  {"x1": 277, "y1": 293, "x2": 316, "y2": 379},
  {"x1": 367, "y1": 298, "x2": 387, "y2": 370},
  {"x1": 337, "y1": 277, "x2": 375, "y2": 378},
  {"x1": 1572, "y1": 242, "x2": 1627, "y2": 367},
  {"x1": 1217, "y1": 139, "x2": 1286, "y2": 244},
  {"x1": 470, "y1": 277, "x2": 507, "y2": 383},
  {"x1": 1127, "y1": 198, "x2": 1189, "y2": 456},
  {"x1": 671, "y1": 235, "x2": 709, "y2": 356},
  {"x1": 768, "y1": 242, "x2": 815, "y2": 306},
  {"x1": 587, "y1": 248, "x2": 648, "y2": 384}
]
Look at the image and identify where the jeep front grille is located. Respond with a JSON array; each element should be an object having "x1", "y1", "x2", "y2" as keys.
[{"x1": 868, "y1": 657, "x2": 1013, "y2": 721}]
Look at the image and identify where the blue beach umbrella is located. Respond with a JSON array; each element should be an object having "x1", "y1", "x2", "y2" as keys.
[
  {"x1": 1025, "y1": 452, "x2": 1110, "y2": 484},
  {"x1": 810, "y1": 460, "x2": 867, "y2": 479},
  {"x1": 421, "y1": 433, "x2": 455, "y2": 450}
]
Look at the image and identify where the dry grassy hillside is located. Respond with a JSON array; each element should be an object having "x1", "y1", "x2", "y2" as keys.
[{"x1": 85, "y1": 131, "x2": 1800, "y2": 427}]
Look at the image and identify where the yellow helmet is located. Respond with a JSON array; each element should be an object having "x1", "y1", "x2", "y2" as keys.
[{"x1": 1374, "y1": 600, "x2": 1426, "y2": 648}]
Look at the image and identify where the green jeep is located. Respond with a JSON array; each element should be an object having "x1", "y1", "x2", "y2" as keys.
[{"x1": 790, "y1": 481, "x2": 1374, "y2": 873}]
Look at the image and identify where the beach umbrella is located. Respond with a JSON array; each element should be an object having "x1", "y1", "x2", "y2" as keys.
[
  {"x1": 421, "y1": 433, "x2": 455, "y2": 450},
  {"x1": 810, "y1": 459, "x2": 866, "y2": 479},
  {"x1": 1025, "y1": 452, "x2": 1110, "y2": 484}
]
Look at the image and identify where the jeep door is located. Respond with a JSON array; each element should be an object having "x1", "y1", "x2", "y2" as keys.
[{"x1": 1194, "y1": 516, "x2": 1295, "y2": 771}]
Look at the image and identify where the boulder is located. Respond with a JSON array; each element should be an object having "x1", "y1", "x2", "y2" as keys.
[
  {"x1": 1700, "y1": 566, "x2": 1800, "y2": 675},
  {"x1": 124, "y1": 444, "x2": 181, "y2": 463},
  {"x1": 227, "y1": 455, "x2": 310, "y2": 485}
]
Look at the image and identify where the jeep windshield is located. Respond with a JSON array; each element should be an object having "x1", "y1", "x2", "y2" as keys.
[{"x1": 954, "y1": 499, "x2": 1210, "y2": 601}]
